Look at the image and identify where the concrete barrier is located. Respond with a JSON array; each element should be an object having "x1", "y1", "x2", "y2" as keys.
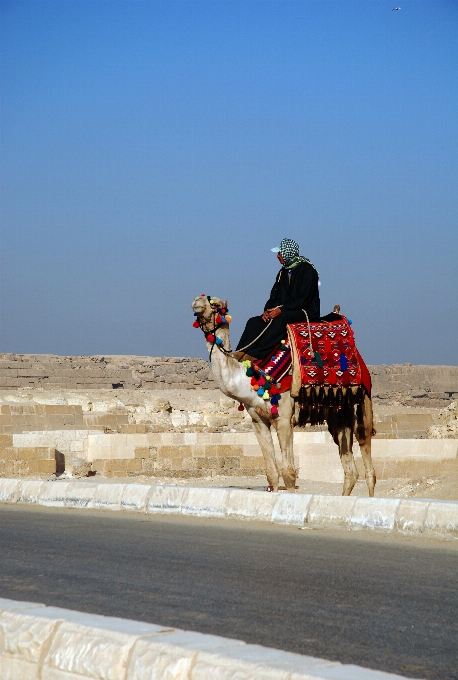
[
  {"x1": 0, "y1": 478, "x2": 456, "y2": 539},
  {"x1": 0, "y1": 597, "x2": 418, "y2": 679}
]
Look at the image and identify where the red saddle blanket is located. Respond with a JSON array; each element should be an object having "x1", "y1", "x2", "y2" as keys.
[{"x1": 287, "y1": 318, "x2": 371, "y2": 397}]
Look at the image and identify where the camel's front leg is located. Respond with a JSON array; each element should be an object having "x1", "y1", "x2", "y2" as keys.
[
  {"x1": 273, "y1": 392, "x2": 296, "y2": 491},
  {"x1": 247, "y1": 408, "x2": 279, "y2": 491},
  {"x1": 355, "y1": 394, "x2": 376, "y2": 497},
  {"x1": 337, "y1": 426, "x2": 359, "y2": 496}
]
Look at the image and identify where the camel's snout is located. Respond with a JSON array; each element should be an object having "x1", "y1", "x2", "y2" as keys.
[{"x1": 192, "y1": 296, "x2": 207, "y2": 316}]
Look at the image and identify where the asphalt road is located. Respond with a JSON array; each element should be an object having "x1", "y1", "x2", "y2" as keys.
[{"x1": 0, "y1": 506, "x2": 456, "y2": 679}]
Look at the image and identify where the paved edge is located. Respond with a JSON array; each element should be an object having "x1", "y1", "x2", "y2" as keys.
[
  {"x1": 0, "y1": 478, "x2": 457, "y2": 539},
  {"x1": 0, "y1": 597, "x2": 420, "y2": 679}
]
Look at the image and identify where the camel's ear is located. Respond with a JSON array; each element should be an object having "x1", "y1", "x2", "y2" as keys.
[{"x1": 222, "y1": 300, "x2": 228, "y2": 310}]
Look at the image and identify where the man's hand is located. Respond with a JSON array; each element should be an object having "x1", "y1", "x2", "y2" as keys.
[{"x1": 262, "y1": 307, "x2": 281, "y2": 322}]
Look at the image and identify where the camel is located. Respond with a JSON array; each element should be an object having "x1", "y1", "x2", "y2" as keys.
[{"x1": 192, "y1": 295, "x2": 377, "y2": 496}]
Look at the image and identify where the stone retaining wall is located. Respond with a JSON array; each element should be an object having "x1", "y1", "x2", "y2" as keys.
[{"x1": 1, "y1": 354, "x2": 457, "y2": 405}]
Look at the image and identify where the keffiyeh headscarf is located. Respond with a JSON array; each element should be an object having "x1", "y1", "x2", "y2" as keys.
[{"x1": 273, "y1": 238, "x2": 318, "y2": 273}]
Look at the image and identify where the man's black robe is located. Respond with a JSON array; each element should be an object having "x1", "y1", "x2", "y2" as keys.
[{"x1": 236, "y1": 261, "x2": 320, "y2": 360}]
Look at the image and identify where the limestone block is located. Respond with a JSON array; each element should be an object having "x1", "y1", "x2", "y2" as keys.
[
  {"x1": 93, "y1": 483, "x2": 125, "y2": 511},
  {"x1": 121, "y1": 483, "x2": 151, "y2": 512},
  {"x1": 307, "y1": 495, "x2": 356, "y2": 528},
  {"x1": 0, "y1": 478, "x2": 20, "y2": 503},
  {"x1": 65, "y1": 482, "x2": 97, "y2": 509},
  {"x1": 225, "y1": 489, "x2": 277, "y2": 522},
  {"x1": 351, "y1": 498, "x2": 400, "y2": 531},
  {"x1": 0, "y1": 610, "x2": 60, "y2": 680},
  {"x1": 17, "y1": 480, "x2": 44, "y2": 504},
  {"x1": 0, "y1": 433, "x2": 13, "y2": 447},
  {"x1": 395, "y1": 499, "x2": 429, "y2": 534},
  {"x1": 272, "y1": 494, "x2": 313, "y2": 526},
  {"x1": 191, "y1": 650, "x2": 290, "y2": 679},
  {"x1": 127, "y1": 638, "x2": 195, "y2": 680},
  {"x1": 39, "y1": 481, "x2": 72, "y2": 507},
  {"x1": 182, "y1": 488, "x2": 229, "y2": 518},
  {"x1": 0, "y1": 598, "x2": 45, "y2": 611},
  {"x1": 296, "y1": 449, "x2": 344, "y2": 483},
  {"x1": 424, "y1": 500, "x2": 458, "y2": 537},
  {"x1": 42, "y1": 621, "x2": 143, "y2": 680},
  {"x1": 148, "y1": 485, "x2": 189, "y2": 515}
]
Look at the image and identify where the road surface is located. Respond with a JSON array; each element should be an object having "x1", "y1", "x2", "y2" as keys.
[{"x1": 0, "y1": 505, "x2": 456, "y2": 679}]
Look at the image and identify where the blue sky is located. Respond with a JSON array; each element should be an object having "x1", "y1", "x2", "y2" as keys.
[{"x1": 1, "y1": 0, "x2": 457, "y2": 364}]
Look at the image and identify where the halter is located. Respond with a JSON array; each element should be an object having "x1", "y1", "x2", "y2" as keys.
[{"x1": 193, "y1": 295, "x2": 233, "y2": 360}]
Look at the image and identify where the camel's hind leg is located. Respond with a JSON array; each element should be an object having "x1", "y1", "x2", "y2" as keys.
[
  {"x1": 273, "y1": 391, "x2": 296, "y2": 491},
  {"x1": 247, "y1": 408, "x2": 280, "y2": 491},
  {"x1": 336, "y1": 426, "x2": 359, "y2": 496},
  {"x1": 355, "y1": 394, "x2": 376, "y2": 497}
]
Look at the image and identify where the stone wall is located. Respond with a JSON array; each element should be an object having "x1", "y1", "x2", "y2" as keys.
[
  {"x1": 0, "y1": 355, "x2": 457, "y2": 405},
  {"x1": 0, "y1": 354, "x2": 217, "y2": 390}
]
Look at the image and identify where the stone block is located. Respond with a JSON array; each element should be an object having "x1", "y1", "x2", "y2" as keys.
[
  {"x1": 93, "y1": 483, "x2": 125, "y2": 511},
  {"x1": 0, "y1": 610, "x2": 60, "y2": 680},
  {"x1": 0, "y1": 478, "x2": 20, "y2": 503},
  {"x1": 272, "y1": 494, "x2": 312, "y2": 526},
  {"x1": 65, "y1": 482, "x2": 97, "y2": 509},
  {"x1": 424, "y1": 500, "x2": 458, "y2": 537},
  {"x1": 17, "y1": 480, "x2": 44, "y2": 504},
  {"x1": 226, "y1": 489, "x2": 277, "y2": 522},
  {"x1": 39, "y1": 481, "x2": 71, "y2": 507},
  {"x1": 121, "y1": 483, "x2": 151, "y2": 512},
  {"x1": 182, "y1": 487, "x2": 229, "y2": 518},
  {"x1": 0, "y1": 433, "x2": 13, "y2": 447},
  {"x1": 37, "y1": 460, "x2": 56, "y2": 474},
  {"x1": 395, "y1": 499, "x2": 429, "y2": 534},
  {"x1": 351, "y1": 498, "x2": 400, "y2": 532},
  {"x1": 307, "y1": 495, "x2": 356, "y2": 528},
  {"x1": 147, "y1": 485, "x2": 187, "y2": 514}
]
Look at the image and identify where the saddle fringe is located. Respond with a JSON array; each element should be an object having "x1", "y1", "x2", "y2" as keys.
[{"x1": 297, "y1": 385, "x2": 365, "y2": 432}]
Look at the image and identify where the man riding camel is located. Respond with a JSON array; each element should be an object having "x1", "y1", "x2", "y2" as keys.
[{"x1": 236, "y1": 238, "x2": 321, "y2": 360}]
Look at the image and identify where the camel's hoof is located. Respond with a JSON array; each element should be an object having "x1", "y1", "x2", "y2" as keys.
[{"x1": 266, "y1": 486, "x2": 278, "y2": 492}]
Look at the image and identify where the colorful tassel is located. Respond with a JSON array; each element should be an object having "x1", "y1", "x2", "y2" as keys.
[
  {"x1": 215, "y1": 315, "x2": 222, "y2": 324},
  {"x1": 270, "y1": 395, "x2": 279, "y2": 405},
  {"x1": 226, "y1": 315, "x2": 232, "y2": 322},
  {"x1": 246, "y1": 367, "x2": 254, "y2": 377},
  {"x1": 347, "y1": 319, "x2": 352, "y2": 325},
  {"x1": 192, "y1": 321, "x2": 200, "y2": 328},
  {"x1": 216, "y1": 337, "x2": 223, "y2": 346},
  {"x1": 258, "y1": 376, "x2": 266, "y2": 386},
  {"x1": 263, "y1": 391, "x2": 270, "y2": 400},
  {"x1": 220, "y1": 316, "x2": 226, "y2": 323},
  {"x1": 206, "y1": 334, "x2": 215, "y2": 343},
  {"x1": 314, "y1": 351, "x2": 323, "y2": 368},
  {"x1": 257, "y1": 387, "x2": 265, "y2": 396},
  {"x1": 271, "y1": 405, "x2": 278, "y2": 415}
]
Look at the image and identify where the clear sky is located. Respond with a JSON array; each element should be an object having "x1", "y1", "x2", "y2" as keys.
[{"x1": 1, "y1": 0, "x2": 457, "y2": 365}]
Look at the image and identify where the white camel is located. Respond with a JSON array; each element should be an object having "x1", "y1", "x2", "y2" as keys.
[{"x1": 192, "y1": 295, "x2": 376, "y2": 496}]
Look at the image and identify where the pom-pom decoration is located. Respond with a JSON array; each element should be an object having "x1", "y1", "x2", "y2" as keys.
[
  {"x1": 216, "y1": 337, "x2": 223, "y2": 346},
  {"x1": 220, "y1": 316, "x2": 226, "y2": 323},
  {"x1": 347, "y1": 319, "x2": 352, "y2": 325},
  {"x1": 258, "y1": 376, "x2": 266, "y2": 386},
  {"x1": 237, "y1": 404, "x2": 245, "y2": 411},
  {"x1": 246, "y1": 367, "x2": 253, "y2": 377},
  {"x1": 281, "y1": 340, "x2": 285, "y2": 345},
  {"x1": 262, "y1": 391, "x2": 270, "y2": 400},
  {"x1": 242, "y1": 360, "x2": 251, "y2": 368},
  {"x1": 192, "y1": 321, "x2": 200, "y2": 328},
  {"x1": 339, "y1": 353, "x2": 348, "y2": 371},
  {"x1": 206, "y1": 334, "x2": 215, "y2": 343},
  {"x1": 271, "y1": 405, "x2": 278, "y2": 415},
  {"x1": 220, "y1": 309, "x2": 226, "y2": 314},
  {"x1": 252, "y1": 383, "x2": 259, "y2": 391},
  {"x1": 225, "y1": 315, "x2": 232, "y2": 322},
  {"x1": 257, "y1": 387, "x2": 265, "y2": 396},
  {"x1": 215, "y1": 315, "x2": 222, "y2": 324},
  {"x1": 250, "y1": 377, "x2": 257, "y2": 386},
  {"x1": 270, "y1": 395, "x2": 279, "y2": 405}
]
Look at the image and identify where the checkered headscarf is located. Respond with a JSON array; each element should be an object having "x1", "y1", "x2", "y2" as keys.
[
  {"x1": 273, "y1": 238, "x2": 319, "y2": 277},
  {"x1": 278, "y1": 238, "x2": 300, "y2": 264}
]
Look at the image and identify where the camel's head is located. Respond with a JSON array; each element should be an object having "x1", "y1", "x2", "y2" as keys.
[{"x1": 191, "y1": 295, "x2": 228, "y2": 332}]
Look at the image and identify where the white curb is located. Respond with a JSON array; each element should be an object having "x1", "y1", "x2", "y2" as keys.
[
  {"x1": 0, "y1": 598, "x2": 420, "y2": 679},
  {"x1": 0, "y1": 478, "x2": 457, "y2": 538}
]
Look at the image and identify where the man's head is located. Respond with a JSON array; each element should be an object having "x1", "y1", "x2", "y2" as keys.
[{"x1": 271, "y1": 238, "x2": 300, "y2": 266}]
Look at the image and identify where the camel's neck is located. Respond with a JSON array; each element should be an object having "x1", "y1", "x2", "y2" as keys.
[{"x1": 205, "y1": 326, "x2": 244, "y2": 397}]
